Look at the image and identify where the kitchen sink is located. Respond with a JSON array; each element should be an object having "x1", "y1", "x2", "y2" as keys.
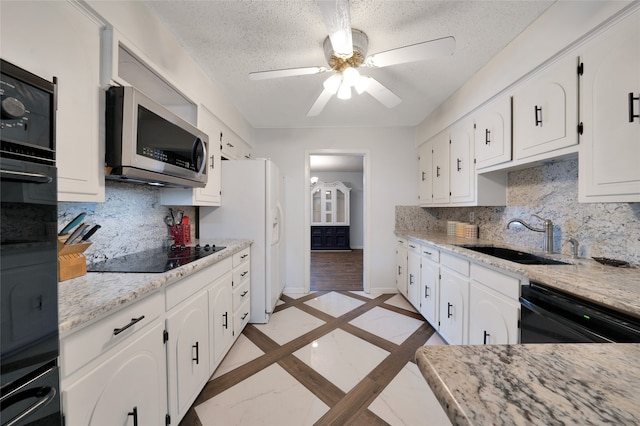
[{"x1": 458, "y1": 245, "x2": 570, "y2": 265}]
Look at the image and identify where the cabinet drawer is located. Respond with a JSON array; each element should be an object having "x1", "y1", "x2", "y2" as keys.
[
  {"x1": 233, "y1": 299, "x2": 250, "y2": 337},
  {"x1": 60, "y1": 291, "x2": 163, "y2": 378},
  {"x1": 440, "y1": 252, "x2": 470, "y2": 276},
  {"x1": 233, "y1": 264, "x2": 250, "y2": 287},
  {"x1": 407, "y1": 241, "x2": 421, "y2": 254},
  {"x1": 233, "y1": 279, "x2": 250, "y2": 311},
  {"x1": 421, "y1": 244, "x2": 440, "y2": 263},
  {"x1": 471, "y1": 263, "x2": 521, "y2": 301},
  {"x1": 232, "y1": 248, "x2": 250, "y2": 267},
  {"x1": 166, "y1": 257, "x2": 232, "y2": 310}
]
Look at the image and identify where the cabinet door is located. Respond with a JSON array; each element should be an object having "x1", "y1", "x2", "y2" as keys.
[
  {"x1": 418, "y1": 141, "x2": 433, "y2": 206},
  {"x1": 513, "y1": 53, "x2": 579, "y2": 160},
  {"x1": 166, "y1": 291, "x2": 210, "y2": 420},
  {"x1": 474, "y1": 96, "x2": 512, "y2": 169},
  {"x1": 579, "y1": 9, "x2": 640, "y2": 202},
  {"x1": 1, "y1": 1, "x2": 104, "y2": 202},
  {"x1": 449, "y1": 120, "x2": 474, "y2": 204},
  {"x1": 469, "y1": 283, "x2": 520, "y2": 345},
  {"x1": 438, "y1": 269, "x2": 469, "y2": 345},
  {"x1": 432, "y1": 132, "x2": 450, "y2": 204},
  {"x1": 62, "y1": 323, "x2": 167, "y2": 425},
  {"x1": 396, "y1": 242, "x2": 408, "y2": 297},
  {"x1": 407, "y1": 245, "x2": 421, "y2": 309},
  {"x1": 209, "y1": 273, "x2": 234, "y2": 372},
  {"x1": 420, "y1": 258, "x2": 439, "y2": 328}
]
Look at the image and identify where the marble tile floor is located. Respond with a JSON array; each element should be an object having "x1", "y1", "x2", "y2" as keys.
[{"x1": 180, "y1": 291, "x2": 451, "y2": 426}]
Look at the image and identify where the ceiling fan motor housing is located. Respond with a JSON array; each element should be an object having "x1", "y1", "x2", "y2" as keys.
[{"x1": 324, "y1": 28, "x2": 369, "y2": 72}]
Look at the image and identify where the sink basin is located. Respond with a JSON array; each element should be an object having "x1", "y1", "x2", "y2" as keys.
[{"x1": 458, "y1": 245, "x2": 570, "y2": 265}]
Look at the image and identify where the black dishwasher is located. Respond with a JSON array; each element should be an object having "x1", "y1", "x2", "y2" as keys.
[{"x1": 520, "y1": 282, "x2": 640, "y2": 343}]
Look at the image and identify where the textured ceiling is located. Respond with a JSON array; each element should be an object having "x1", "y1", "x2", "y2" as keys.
[{"x1": 144, "y1": 0, "x2": 554, "y2": 129}]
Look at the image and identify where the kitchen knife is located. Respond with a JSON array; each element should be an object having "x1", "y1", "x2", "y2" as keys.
[
  {"x1": 59, "y1": 212, "x2": 86, "y2": 236},
  {"x1": 80, "y1": 224, "x2": 101, "y2": 242},
  {"x1": 64, "y1": 223, "x2": 87, "y2": 245}
]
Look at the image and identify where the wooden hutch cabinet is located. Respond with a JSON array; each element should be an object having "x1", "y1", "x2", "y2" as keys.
[{"x1": 310, "y1": 181, "x2": 351, "y2": 250}]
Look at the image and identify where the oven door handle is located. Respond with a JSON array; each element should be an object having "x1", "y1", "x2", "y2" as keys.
[
  {"x1": 0, "y1": 169, "x2": 53, "y2": 184},
  {"x1": 519, "y1": 297, "x2": 612, "y2": 343},
  {"x1": 0, "y1": 386, "x2": 57, "y2": 426}
]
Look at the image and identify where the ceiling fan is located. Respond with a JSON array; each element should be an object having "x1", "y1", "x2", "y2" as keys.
[{"x1": 248, "y1": 0, "x2": 456, "y2": 117}]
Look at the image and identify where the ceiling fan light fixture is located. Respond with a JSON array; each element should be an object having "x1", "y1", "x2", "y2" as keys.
[
  {"x1": 323, "y1": 73, "x2": 342, "y2": 94},
  {"x1": 337, "y1": 82, "x2": 351, "y2": 100},
  {"x1": 342, "y1": 67, "x2": 360, "y2": 87}
]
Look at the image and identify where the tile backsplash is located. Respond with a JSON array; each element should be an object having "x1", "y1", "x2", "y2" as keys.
[
  {"x1": 396, "y1": 158, "x2": 640, "y2": 266},
  {"x1": 58, "y1": 181, "x2": 195, "y2": 263}
]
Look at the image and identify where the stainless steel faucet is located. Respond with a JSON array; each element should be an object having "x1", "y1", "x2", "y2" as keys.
[
  {"x1": 506, "y1": 214, "x2": 554, "y2": 253},
  {"x1": 567, "y1": 238, "x2": 579, "y2": 258}
]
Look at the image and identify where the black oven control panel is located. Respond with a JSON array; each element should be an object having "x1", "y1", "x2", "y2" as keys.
[{"x1": 0, "y1": 59, "x2": 56, "y2": 164}]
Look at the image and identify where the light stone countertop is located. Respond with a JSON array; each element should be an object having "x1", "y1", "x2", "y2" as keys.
[
  {"x1": 396, "y1": 230, "x2": 640, "y2": 319},
  {"x1": 58, "y1": 239, "x2": 252, "y2": 335},
  {"x1": 415, "y1": 343, "x2": 640, "y2": 425}
]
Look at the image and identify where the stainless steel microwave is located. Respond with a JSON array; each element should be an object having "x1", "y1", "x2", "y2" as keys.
[{"x1": 105, "y1": 86, "x2": 208, "y2": 188}]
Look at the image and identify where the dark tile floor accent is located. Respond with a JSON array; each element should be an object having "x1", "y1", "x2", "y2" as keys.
[{"x1": 179, "y1": 291, "x2": 440, "y2": 425}]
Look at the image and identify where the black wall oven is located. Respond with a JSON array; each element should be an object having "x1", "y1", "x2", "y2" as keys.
[
  {"x1": 1, "y1": 59, "x2": 61, "y2": 425},
  {"x1": 520, "y1": 282, "x2": 640, "y2": 343}
]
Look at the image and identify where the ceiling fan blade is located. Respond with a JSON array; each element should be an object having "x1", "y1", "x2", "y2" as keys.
[
  {"x1": 363, "y1": 77, "x2": 401, "y2": 108},
  {"x1": 307, "y1": 88, "x2": 334, "y2": 117},
  {"x1": 249, "y1": 66, "x2": 328, "y2": 80},
  {"x1": 317, "y1": 0, "x2": 353, "y2": 58},
  {"x1": 365, "y1": 36, "x2": 455, "y2": 68}
]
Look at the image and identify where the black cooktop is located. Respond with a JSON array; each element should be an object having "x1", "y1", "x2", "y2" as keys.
[{"x1": 87, "y1": 244, "x2": 226, "y2": 273}]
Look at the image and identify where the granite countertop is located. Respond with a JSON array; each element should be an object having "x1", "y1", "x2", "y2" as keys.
[
  {"x1": 396, "y1": 230, "x2": 640, "y2": 319},
  {"x1": 58, "y1": 239, "x2": 252, "y2": 335},
  {"x1": 415, "y1": 343, "x2": 640, "y2": 425}
]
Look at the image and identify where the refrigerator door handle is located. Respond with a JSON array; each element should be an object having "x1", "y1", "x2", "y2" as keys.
[{"x1": 272, "y1": 203, "x2": 284, "y2": 245}]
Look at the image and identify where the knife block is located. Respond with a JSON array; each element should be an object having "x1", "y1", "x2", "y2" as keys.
[{"x1": 58, "y1": 236, "x2": 92, "y2": 282}]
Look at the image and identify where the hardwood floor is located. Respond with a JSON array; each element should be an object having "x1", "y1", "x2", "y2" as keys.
[{"x1": 311, "y1": 249, "x2": 363, "y2": 291}]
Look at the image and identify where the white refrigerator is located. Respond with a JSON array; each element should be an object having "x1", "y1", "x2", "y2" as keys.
[{"x1": 200, "y1": 159, "x2": 285, "y2": 323}]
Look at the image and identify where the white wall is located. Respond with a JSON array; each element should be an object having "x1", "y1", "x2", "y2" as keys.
[
  {"x1": 312, "y1": 171, "x2": 364, "y2": 248},
  {"x1": 252, "y1": 127, "x2": 417, "y2": 293}
]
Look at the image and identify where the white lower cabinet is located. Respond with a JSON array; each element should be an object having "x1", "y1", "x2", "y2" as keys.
[
  {"x1": 469, "y1": 284, "x2": 520, "y2": 345},
  {"x1": 61, "y1": 246, "x2": 252, "y2": 425},
  {"x1": 469, "y1": 264, "x2": 521, "y2": 345},
  {"x1": 438, "y1": 253, "x2": 470, "y2": 345},
  {"x1": 396, "y1": 236, "x2": 522, "y2": 346},
  {"x1": 419, "y1": 245, "x2": 439, "y2": 327},
  {"x1": 209, "y1": 273, "x2": 234, "y2": 372},
  {"x1": 396, "y1": 238, "x2": 408, "y2": 297},
  {"x1": 166, "y1": 290, "x2": 210, "y2": 421},
  {"x1": 62, "y1": 322, "x2": 167, "y2": 425},
  {"x1": 407, "y1": 243, "x2": 421, "y2": 309}
]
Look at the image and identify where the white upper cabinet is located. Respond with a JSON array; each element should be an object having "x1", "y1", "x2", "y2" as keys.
[
  {"x1": 1, "y1": 1, "x2": 105, "y2": 202},
  {"x1": 418, "y1": 122, "x2": 506, "y2": 208},
  {"x1": 431, "y1": 131, "x2": 451, "y2": 204},
  {"x1": 449, "y1": 120, "x2": 475, "y2": 204},
  {"x1": 578, "y1": 7, "x2": 640, "y2": 203},
  {"x1": 474, "y1": 95, "x2": 512, "y2": 170},
  {"x1": 161, "y1": 105, "x2": 222, "y2": 206},
  {"x1": 418, "y1": 141, "x2": 434, "y2": 206},
  {"x1": 512, "y1": 52, "x2": 579, "y2": 161}
]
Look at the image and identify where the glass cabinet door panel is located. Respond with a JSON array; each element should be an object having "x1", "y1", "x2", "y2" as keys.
[
  {"x1": 312, "y1": 189, "x2": 321, "y2": 223},
  {"x1": 336, "y1": 189, "x2": 345, "y2": 223}
]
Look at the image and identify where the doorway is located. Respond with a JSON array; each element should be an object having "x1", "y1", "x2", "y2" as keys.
[{"x1": 304, "y1": 150, "x2": 370, "y2": 293}]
